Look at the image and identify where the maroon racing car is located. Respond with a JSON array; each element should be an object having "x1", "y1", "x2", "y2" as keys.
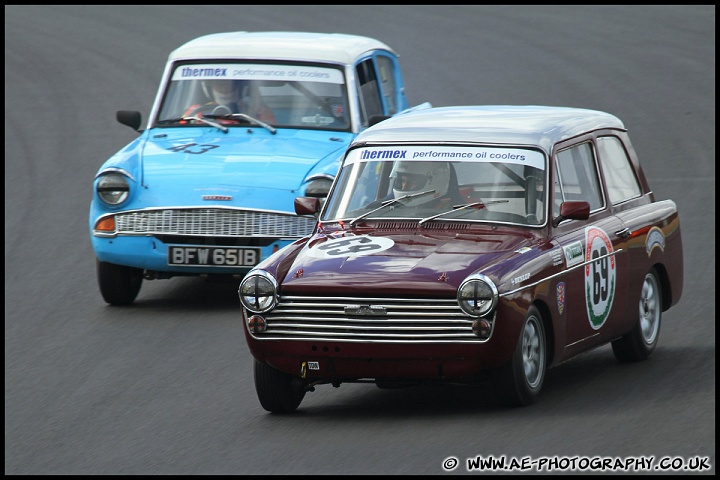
[{"x1": 238, "y1": 105, "x2": 684, "y2": 412}]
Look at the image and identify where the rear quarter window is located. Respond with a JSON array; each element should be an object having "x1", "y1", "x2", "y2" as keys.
[{"x1": 597, "y1": 136, "x2": 642, "y2": 204}]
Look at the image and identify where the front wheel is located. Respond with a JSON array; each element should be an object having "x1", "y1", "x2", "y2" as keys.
[
  {"x1": 254, "y1": 360, "x2": 306, "y2": 413},
  {"x1": 492, "y1": 305, "x2": 547, "y2": 406},
  {"x1": 612, "y1": 268, "x2": 662, "y2": 362},
  {"x1": 96, "y1": 260, "x2": 143, "y2": 305}
]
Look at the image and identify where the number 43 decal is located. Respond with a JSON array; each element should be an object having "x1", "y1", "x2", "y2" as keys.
[
  {"x1": 167, "y1": 143, "x2": 220, "y2": 155},
  {"x1": 307, "y1": 235, "x2": 394, "y2": 259}
]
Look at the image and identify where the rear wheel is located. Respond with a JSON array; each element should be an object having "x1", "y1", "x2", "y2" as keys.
[
  {"x1": 493, "y1": 305, "x2": 547, "y2": 406},
  {"x1": 612, "y1": 268, "x2": 662, "y2": 362},
  {"x1": 96, "y1": 260, "x2": 143, "y2": 305},
  {"x1": 254, "y1": 360, "x2": 306, "y2": 413}
]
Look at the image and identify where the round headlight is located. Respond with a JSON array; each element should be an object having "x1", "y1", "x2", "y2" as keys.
[
  {"x1": 97, "y1": 173, "x2": 130, "y2": 205},
  {"x1": 457, "y1": 274, "x2": 498, "y2": 317},
  {"x1": 304, "y1": 176, "x2": 334, "y2": 198},
  {"x1": 239, "y1": 271, "x2": 278, "y2": 313}
]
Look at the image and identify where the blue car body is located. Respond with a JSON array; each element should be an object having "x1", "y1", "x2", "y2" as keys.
[{"x1": 89, "y1": 31, "x2": 429, "y2": 304}]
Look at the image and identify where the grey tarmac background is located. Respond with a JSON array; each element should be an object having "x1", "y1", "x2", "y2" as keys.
[{"x1": 5, "y1": 5, "x2": 715, "y2": 475}]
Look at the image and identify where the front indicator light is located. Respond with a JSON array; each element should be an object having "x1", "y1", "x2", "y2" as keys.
[
  {"x1": 94, "y1": 216, "x2": 116, "y2": 233},
  {"x1": 247, "y1": 315, "x2": 267, "y2": 333},
  {"x1": 472, "y1": 319, "x2": 492, "y2": 337}
]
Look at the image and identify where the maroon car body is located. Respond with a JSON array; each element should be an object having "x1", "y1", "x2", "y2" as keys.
[{"x1": 239, "y1": 105, "x2": 684, "y2": 412}]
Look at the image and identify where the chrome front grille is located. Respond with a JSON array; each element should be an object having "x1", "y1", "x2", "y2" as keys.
[
  {"x1": 114, "y1": 208, "x2": 316, "y2": 237},
  {"x1": 253, "y1": 295, "x2": 484, "y2": 343}
]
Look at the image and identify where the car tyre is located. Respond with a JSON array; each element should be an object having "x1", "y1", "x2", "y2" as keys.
[
  {"x1": 96, "y1": 260, "x2": 143, "y2": 305},
  {"x1": 254, "y1": 360, "x2": 306, "y2": 413},
  {"x1": 612, "y1": 268, "x2": 662, "y2": 362},
  {"x1": 492, "y1": 305, "x2": 547, "y2": 406}
]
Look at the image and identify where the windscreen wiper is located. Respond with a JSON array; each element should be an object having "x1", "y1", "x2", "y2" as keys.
[
  {"x1": 208, "y1": 113, "x2": 277, "y2": 134},
  {"x1": 418, "y1": 200, "x2": 508, "y2": 226},
  {"x1": 156, "y1": 116, "x2": 228, "y2": 133},
  {"x1": 348, "y1": 190, "x2": 436, "y2": 227}
]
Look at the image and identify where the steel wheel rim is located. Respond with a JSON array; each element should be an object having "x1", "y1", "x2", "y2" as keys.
[
  {"x1": 639, "y1": 273, "x2": 660, "y2": 345},
  {"x1": 522, "y1": 315, "x2": 545, "y2": 388}
]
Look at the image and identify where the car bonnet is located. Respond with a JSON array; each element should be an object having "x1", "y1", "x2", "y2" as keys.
[
  {"x1": 275, "y1": 230, "x2": 539, "y2": 295},
  {"x1": 138, "y1": 128, "x2": 349, "y2": 196}
]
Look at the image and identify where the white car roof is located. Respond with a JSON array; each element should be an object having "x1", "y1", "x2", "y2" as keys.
[
  {"x1": 168, "y1": 31, "x2": 396, "y2": 66},
  {"x1": 352, "y1": 105, "x2": 627, "y2": 153}
]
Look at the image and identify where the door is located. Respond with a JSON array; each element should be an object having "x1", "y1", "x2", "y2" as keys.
[{"x1": 551, "y1": 141, "x2": 630, "y2": 356}]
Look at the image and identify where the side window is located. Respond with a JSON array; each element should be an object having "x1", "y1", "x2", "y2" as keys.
[
  {"x1": 554, "y1": 142, "x2": 604, "y2": 217},
  {"x1": 597, "y1": 136, "x2": 642, "y2": 204},
  {"x1": 355, "y1": 59, "x2": 383, "y2": 127},
  {"x1": 376, "y1": 55, "x2": 397, "y2": 115}
]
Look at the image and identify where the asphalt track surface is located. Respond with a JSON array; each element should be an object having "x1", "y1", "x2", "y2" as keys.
[{"x1": 5, "y1": 5, "x2": 715, "y2": 475}]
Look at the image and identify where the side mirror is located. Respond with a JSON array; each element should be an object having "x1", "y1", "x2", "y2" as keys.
[
  {"x1": 368, "y1": 114, "x2": 391, "y2": 127},
  {"x1": 117, "y1": 110, "x2": 142, "y2": 132},
  {"x1": 294, "y1": 197, "x2": 321, "y2": 216},
  {"x1": 552, "y1": 201, "x2": 590, "y2": 227}
]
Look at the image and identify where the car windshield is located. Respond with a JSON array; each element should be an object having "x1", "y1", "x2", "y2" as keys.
[
  {"x1": 322, "y1": 145, "x2": 548, "y2": 226},
  {"x1": 155, "y1": 62, "x2": 350, "y2": 131}
]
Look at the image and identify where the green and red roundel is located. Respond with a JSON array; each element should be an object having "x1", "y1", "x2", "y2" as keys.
[{"x1": 584, "y1": 226, "x2": 616, "y2": 329}]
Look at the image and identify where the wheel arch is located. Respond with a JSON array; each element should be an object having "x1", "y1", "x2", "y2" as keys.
[
  {"x1": 651, "y1": 263, "x2": 672, "y2": 311},
  {"x1": 532, "y1": 299, "x2": 555, "y2": 368}
]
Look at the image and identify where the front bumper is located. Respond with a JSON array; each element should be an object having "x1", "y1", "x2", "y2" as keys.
[
  {"x1": 92, "y1": 234, "x2": 292, "y2": 275},
  {"x1": 242, "y1": 306, "x2": 523, "y2": 381}
]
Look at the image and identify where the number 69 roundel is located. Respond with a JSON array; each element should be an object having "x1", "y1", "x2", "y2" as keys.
[{"x1": 584, "y1": 226, "x2": 616, "y2": 329}]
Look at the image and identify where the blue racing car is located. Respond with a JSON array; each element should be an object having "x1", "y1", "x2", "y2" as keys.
[{"x1": 89, "y1": 31, "x2": 429, "y2": 305}]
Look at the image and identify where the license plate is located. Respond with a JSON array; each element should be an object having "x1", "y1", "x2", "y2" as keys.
[{"x1": 168, "y1": 246, "x2": 260, "y2": 267}]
